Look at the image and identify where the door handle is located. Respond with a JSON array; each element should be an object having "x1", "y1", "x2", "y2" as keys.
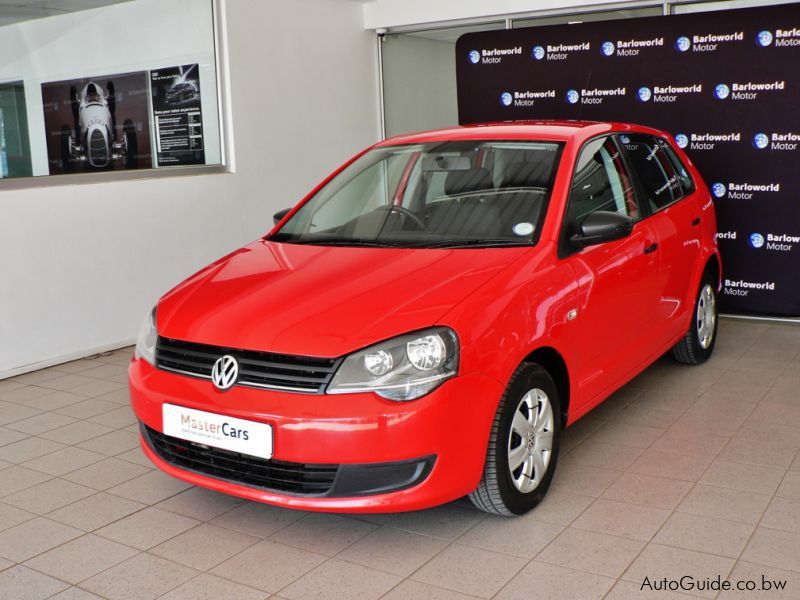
[
  {"x1": 691, "y1": 217, "x2": 701, "y2": 226},
  {"x1": 644, "y1": 242, "x2": 658, "y2": 254}
]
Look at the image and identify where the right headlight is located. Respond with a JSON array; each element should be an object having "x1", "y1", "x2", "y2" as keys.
[
  {"x1": 327, "y1": 327, "x2": 459, "y2": 401},
  {"x1": 134, "y1": 306, "x2": 157, "y2": 365}
]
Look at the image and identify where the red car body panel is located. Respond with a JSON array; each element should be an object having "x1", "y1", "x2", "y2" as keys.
[{"x1": 130, "y1": 121, "x2": 720, "y2": 512}]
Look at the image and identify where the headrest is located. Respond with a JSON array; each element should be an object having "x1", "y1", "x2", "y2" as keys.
[
  {"x1": 444, "y1": 168, "x2": 494, "y2": 196},
  {"x1": 499, "y1": 161, "x2": 553, "y2": 189}
]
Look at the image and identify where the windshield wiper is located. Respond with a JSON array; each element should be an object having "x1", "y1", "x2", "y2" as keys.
[
  {"x1": 414, "y1": 239, "x2": 531, "y2": 249},
  {"x1": 285, "y1": 238, "x2": 403, "y2": 247}
]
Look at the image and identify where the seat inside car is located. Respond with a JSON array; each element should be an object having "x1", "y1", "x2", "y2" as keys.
[{"x1": 425, "y1": 168, "x2": 504, "y2": 237}]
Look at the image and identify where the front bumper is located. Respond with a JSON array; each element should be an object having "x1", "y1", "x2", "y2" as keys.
[{"x1": 129, "y1": 359, "x2": 503, "y2": 512}]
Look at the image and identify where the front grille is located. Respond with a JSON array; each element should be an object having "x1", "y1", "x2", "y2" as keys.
[
  {"x1": 155, "y1": 337, "x2": 340, "y2": 393},
  {"x1": 143, "y1": 425, "x2": 339, "y2": 495}
]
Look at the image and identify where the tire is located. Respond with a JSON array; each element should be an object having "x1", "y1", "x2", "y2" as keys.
[
  {"x1": 107, "y1": 82, "x2": 117, "y2": 130},
  {"x1": 69, "y1": 86, "x2": 80, "y2": 136},
  {"x1": 123, "y1": 119, "x2": 138, "y2": 169},
  {"x1": 469, "y1": 363, "x2": 561, "y2": 516},
  {"x1": 671, "y1": 274, "x2": 718, "y2": 365},
  {"x1": 59, "y1": 125, "x2": 75, "y2": 173}
]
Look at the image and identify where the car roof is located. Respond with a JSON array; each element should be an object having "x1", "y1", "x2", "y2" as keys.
[{"x1": 378, "y1": 120, "x2": 668, "y2": 147}]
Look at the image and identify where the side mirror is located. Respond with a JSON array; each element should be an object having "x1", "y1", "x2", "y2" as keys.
[
  {"x1": 273, "y1": 208, "x2": 291, "y2": 225},
  {"x1": 570, "y1": 211, "x2": 633, "y2": 249}
]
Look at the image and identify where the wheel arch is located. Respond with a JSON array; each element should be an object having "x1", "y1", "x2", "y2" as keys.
[
  {"x1": 522, "y1": 346, "x2": 570, "y2": 428},
  {"x1": 704, "y1": 252, "x2": 722, "y2": 291}
]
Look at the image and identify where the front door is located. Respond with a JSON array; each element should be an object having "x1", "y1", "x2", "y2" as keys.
[{"x1": 561, "y1": 136, "x2": 661, "y2": 408}]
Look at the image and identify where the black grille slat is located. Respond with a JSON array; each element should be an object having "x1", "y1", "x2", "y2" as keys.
[
  {"x1": 144, "y1": 425, "x2": 338, "y2": 495},
  {"x1": 155, "y1": 337, "x2": 339, "y2": 393}
]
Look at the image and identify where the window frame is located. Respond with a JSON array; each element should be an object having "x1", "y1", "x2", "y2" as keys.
[
  {"x1": 558, "y1": 133, "x2": 645, "y2": 258},
  {"x1": 618, "y1": 133, "x2": 696, "y2": 215}
]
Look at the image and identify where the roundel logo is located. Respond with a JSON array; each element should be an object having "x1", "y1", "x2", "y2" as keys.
[
  {"x1": 468, "y1": 50, "x2": 481, "y2": 64},
  {"x1": 753, "y1": 133, "x2": 770, "y2": 149},
  {"x1": 211, "y1": 355, "x2": 239, "y2": 391},
  {"x1": 714, "y1": 83, "x2": 730, "y2": 100},
  {"x1": 601, "y1": 41, "x2": 615, "y2": 56},
  {"x1": 565, "y1": 89, "x2": 580, "y2": 104},
  {"x1": 532, "y1": 45, "x2": 545, "y2": 60},
  {"x1": 500, "y1": 92, "x2": 513, "y2": 107},
  {"x1": 757, "y1": 30, "x2": 774, "y2": 47},
  {"x1": 711, "y1": 183, "x2": 727, "y2": 198},
  {"x1": 637, "y1": 86, "x2": 652, "y2": 102},
  {"x1": 675, "y1": 36, "x2": 691, "y2": 52},
  {"x1": 674, "y1": 133, "x2": 689, "y2": 149},
  {"x1": 749, "y1": 233, "x2": 765, "y2": 249},
  {"x1": 619, "y1": 134, "x2": 631, "y2": 144}
]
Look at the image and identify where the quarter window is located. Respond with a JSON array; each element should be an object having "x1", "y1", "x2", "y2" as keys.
[
  {"x1": 619, "y1": 134, "x2": 688, "y2": 211},
  {"x1": 566, "y1": 136, "x2": 639, "y2": 235}
]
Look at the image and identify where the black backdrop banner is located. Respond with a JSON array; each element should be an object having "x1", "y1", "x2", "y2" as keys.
[{"x1": 456, "y1": 3, "x2": 800, "y2": 317}]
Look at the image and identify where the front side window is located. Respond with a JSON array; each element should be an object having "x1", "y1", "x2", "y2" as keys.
[
  {"x1": 565, "y1": 136, "x2": 639, "y2": 237},
  {"x1": 619, "y1": 134, "x2": 687, "y2": 211},
  {"x1": 271, "y1": 140, "x2": 563, "y2": 248}
]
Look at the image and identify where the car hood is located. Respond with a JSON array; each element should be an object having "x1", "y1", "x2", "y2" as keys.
[{"x1": 157, "y1": 240, "x2": 529, "y2": 357}]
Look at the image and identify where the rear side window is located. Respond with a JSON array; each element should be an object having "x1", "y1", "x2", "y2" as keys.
[
  {"x1": 660, "y1": 140, "x2": 695, "y2": 197},
  {"x1": 566, "y1": 136, "x2": 640, "y2": 234},
  {"x1": 619, "y1": 134, "x2": 690, "y2": 211}
]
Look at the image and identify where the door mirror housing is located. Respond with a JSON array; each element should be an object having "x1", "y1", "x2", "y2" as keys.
[
  {"x1": 570, "y1": 211, "x2": 634, "y2": 249},
  {"x1": 273, "y1": 208, "x2": 291, "y2": 225}
]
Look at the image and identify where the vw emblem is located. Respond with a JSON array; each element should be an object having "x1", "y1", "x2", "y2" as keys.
[{"x1": 211, "y1": 355, "x2": 239, "y2": 391}]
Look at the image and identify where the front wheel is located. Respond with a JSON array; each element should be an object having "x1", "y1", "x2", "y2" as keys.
[
  {"x1": 469, "y1": 363, "x2": 561, "y2": 516},
  {"x1": 671, "y1": 274, "x2": 718, "y2": 365}
]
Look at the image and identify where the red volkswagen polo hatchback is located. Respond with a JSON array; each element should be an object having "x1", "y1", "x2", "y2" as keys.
[{"x1": 130, "y1": 121, "x2": 720, "y2": 515}]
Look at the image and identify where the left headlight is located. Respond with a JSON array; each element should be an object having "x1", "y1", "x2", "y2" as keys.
[
  {"x1": 327, "y1": 327, "x2": 459, "y2": 401},
  {"x1": 134, "y1": 306, "x2": 157, "y2": 365}
]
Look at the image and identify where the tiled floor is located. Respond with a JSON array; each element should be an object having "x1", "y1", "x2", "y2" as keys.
[{"x1": 0, "y1": 317, "x2": 799, "y2": 599}]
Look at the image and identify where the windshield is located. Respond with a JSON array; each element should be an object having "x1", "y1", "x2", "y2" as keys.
[{"x1": 270, "y1": 140, "x2": 563, "y2": 248}]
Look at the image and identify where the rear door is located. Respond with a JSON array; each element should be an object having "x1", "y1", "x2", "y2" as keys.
[
  {"x1": 561, "y1": 136, "x2": 661, "y2": 407},
  {"x1": 619, "y1": 134, "x2": 702, "y2": 341}
]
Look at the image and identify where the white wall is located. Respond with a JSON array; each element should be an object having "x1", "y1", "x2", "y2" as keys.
[
  {"x1": 1, "y1": 0, "x2": 380, "y2": 376},
  {"x1": 363, "y1": 0, "x2": 639, "y2": 29}
]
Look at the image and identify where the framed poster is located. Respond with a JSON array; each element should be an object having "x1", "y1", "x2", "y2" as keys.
[
  {"x1": 41, "y1": 71, "x2": 153, "y2": 174},
  {"x1": 150, "y1": 64, "x2": 205, "y2": 166}
]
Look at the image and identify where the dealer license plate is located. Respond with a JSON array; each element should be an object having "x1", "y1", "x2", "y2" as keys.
[{"x1": 162, "y1": 404, "x2": 273, "y2": 460}]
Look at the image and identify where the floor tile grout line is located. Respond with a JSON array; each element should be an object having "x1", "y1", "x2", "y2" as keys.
[
  {"x1": 595, "y1": 362, "x2": 744, "y2": 599},
  {"x1": 605, "y1": 357, "x2": 791, "y2": 597}
]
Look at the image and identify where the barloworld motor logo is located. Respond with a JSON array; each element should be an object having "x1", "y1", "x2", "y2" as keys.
[
  {"x1": 619, "y1": 134, "x2": 631, "y2": 144},
  {"x1": 601, "y1": 41, "x2": 615, "y2": 56},
  {"x1": 500, "y1": 92, "x2": 513, "y2": 107},
  {"x1": 753, "y1": 133, "x2": 770, "y2": 149},
  {"x1": 565, "y1": 89, "x2": 580, "y2": 104},
  {"x1": 711, "y1": 183, "x2": 727, "y2": 198},
  {"x1": 468, "y1": 50, "x2": 481, "y2": 64},
  {"x1": 714, "y1": 83, "x2": 730, "y2": 99},
  {"x1": 675, "y1": 133, "x2": 689, "y2": 148},
  {"x1": 637, "y1": 86, "x2": 652, "y2": 102},
  {"x1": 676, "y1": 36, "x2": 691, "y2": 52},
  {"x1": 532, "y1": 45, "x2": 545, "y2": 60},
  {"x1": 757, "y1": 30, "x2": 774, "y2": 46},
  {"x1": 749, "y1": 233, "x2": 765, "y2": 249}
]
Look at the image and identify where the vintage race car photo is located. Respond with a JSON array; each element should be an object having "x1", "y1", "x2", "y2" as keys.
[{"x1": 60, "y1": 81, "x2": 138, "y2": 171}]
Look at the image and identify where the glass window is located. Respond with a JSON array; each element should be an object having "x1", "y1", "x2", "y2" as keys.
[
  {"x1": 382, "y1": 22, "x2": 505, "y2": 137},
  {"x1": 566, "y1": 136, "x2": 639, "y2": 234},
  {"x1": 273, "y1": 140, "x2": 563, "y2": 248},
  {"x1": 619, "y1": 134, "x2": 684, "y2": 211},
  {"x1": 660, "y1": 140, "x2": 695, "y2": 197},
  {"x1": 0, "y1": 0, "x2": 223, "y2": 182}
]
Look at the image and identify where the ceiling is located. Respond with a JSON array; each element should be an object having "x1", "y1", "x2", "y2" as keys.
[
  {"x1": 399, "y1": 8, "x2": 662, "y2": 43},
  {"x1": 0, "y1": 0, "x2": 132, "y2": 27}
]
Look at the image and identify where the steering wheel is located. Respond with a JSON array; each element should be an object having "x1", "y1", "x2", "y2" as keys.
[{"x1": 378, "y1": 205, "x2": 426, "y2": 230}]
